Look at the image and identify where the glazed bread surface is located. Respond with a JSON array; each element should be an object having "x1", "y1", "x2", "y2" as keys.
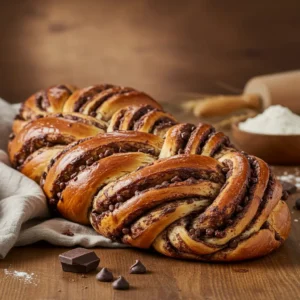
[{"x1": 8, "y1": 84, "x2": 291, "y2": 261}]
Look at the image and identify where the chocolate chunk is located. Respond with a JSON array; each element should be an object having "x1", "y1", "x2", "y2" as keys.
[
  {"x1": 129, "y1": 260, "x2": 147, "y2": 274},
  {"x1": 112, "y1": 276, "x2": 130, "y2": 290},
  {"x1": 96, "y1": 268, "x2": 114, "y2": 282},
  {"x1": 281, "y1": 190, "x2": 289, "y2": 201},
  {"x1": 294, "y1": 198, "x2": 300, "y2": 210},
  {"x1": 59, "y1": 248, "x2": 100, "y2": 273},
  {"x1": 280, "y1": 180, "x2": 297, "y2": 194}
]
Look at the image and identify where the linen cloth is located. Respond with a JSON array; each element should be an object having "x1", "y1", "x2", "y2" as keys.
[{"x1": 0, "y1": 98, "x2": 124, "y2": 259}]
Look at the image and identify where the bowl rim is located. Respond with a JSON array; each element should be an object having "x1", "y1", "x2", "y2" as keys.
[{"x1": 232, "y1": 122, "x2": 300, "y2": 138}]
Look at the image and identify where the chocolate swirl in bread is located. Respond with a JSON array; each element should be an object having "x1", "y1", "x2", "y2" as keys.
[{"x1": 8, "y1": 84, "x2": 291, "y2": 261}]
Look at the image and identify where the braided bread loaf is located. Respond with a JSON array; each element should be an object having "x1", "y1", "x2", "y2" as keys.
[{"x1": 8, "y1": 84, "x2": 291, "y2": 261}]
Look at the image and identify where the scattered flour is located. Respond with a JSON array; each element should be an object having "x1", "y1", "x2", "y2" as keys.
[
  {"x1": 3, "y1": 269, "x2": 37, "y2": 285},
  {"x1": 277, "y1": 170, "x2": 300, "y2": 189},
  {"x1": 239, "y1": 105, "x2": 300, "y2": 135}
]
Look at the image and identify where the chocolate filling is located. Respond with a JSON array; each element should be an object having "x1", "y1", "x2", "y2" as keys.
[
  {"x1": 73, "y1": 84, "x2": 114, "y2": 112},
  {"x1": 14, "y1": 134, "x2": 75, "y2": 168},
  {"x1": 86, "y1": 88, "x2": 135, "y2": 116},
  {"x1": 92, "y1": 168, "x2": 223, "y2": 222},
  {"x1": 55, "y1": 114, "x2": 106, "y2": 130},
  {"x1": 175, "y1": 124, "x2": 196, "y2": 154},
  {"x1": 48, "y1": 142, "x2": 160, "y2": 205}
]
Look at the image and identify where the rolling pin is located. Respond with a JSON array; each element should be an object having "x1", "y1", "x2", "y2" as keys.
[{"x1": 192, "y1": 70, "x2": 300, "y2": 117}]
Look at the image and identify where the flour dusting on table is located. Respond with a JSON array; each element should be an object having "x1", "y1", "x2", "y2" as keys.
[{"x1": 3, "y1": 269, "x2": 38, "y2": 285}]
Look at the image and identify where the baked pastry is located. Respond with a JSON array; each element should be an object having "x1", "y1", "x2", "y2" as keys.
[{"x1": 8, "y1": 84, "x2": 291, "y2": 261}]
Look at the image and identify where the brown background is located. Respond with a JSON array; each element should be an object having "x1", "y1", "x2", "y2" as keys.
[{"x1": 1, "y1": 0, "x2": 300, "y2": 103}]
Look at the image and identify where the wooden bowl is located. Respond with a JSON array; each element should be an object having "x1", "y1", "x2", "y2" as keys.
[{"x1": 232, "y1": 123, "x2": 300, "y2": 165}]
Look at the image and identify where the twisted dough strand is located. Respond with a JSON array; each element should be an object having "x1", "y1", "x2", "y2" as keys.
[{"x1": 8, "y1": 84, "x2": 291, "y2": 261}]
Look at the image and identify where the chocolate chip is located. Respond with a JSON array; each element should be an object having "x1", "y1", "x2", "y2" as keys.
[
  {"x1": 186, "y1": 177, "x2": 197, "y2": 184},
  {"x1": 79, "y1": 165, "x2": 86, "y2": 171},
  {"x1": 294, "y1": 198, "x2": 300, "y2": 210},
  {"x1": 236, "y1": 205, "x2": 243, "y2": 213},
  {"x1": 229, "y1": 239, "x2": 238, "y2": 248},
  {"x1": 135, "y1": 190, "x2": 140, "y2": 196},
  {"x1": 70, "y1": 173, "x2": 77, "y2": 179},
  {"x1": 189, "y1": 229, "x2": 196, "y2": 235},
  {"x1": 86, "y1": 158, "x2": 94, "y2": 165},
  {"x1": 122, "y1": 228, "x2": 130, "y2": 235},
  {"x1": 112, "y1": 276, "x2": 129, "y2": 290},
  {"x1": 180, "y1": 131, "x2": 190, "y2": 140},
  {"x1": 214, "y1": 230, "x2": 225, "y2": 238},
  {"x1": 280, "y1": 180, "x2": 297, "y2": 194},
  {"x1": 226, "y1": 219, "x2": 234, "y2": 225},
  {"x1": 161, "y1": 181, "x2": 169, "y2": 187},
  {"x1": 129, "y1": 260, "x2": 147, "y2": 274},
  {"x1": 205, "y1": 228, "x2": 214, "y2": 237},
  {"x1": 221, "y1": 167, "x2": 229, "y2": 173},
  {"x1": 109, "y1": 204, "x2": 114, "y2": 212},
  {"x1": 96, "y1": 268, "x2": 114, "y2": 282},
  {"x1": 98, "y1": 153, "x2": 104, "y2": 159},
  {"x1": 171, "y1": 176, "x2": 181, "y2": 183},
  {"x1": 195, "y1": 229, "x2": 202, "y2": 237},
  {"x1": 49, "y1": 198, "x2": 57, "y2": 205},
  {"x1": 281, "y1": 190, "x2": 289, "y2": 201},
  {"x1": 251, "y1": 178, "x2": 258, "y2": 184},
  {"x1": 104, "y1": 149, "x2": 113, "y2": 157},
  {"x1": 116, "y1": 195, "x2": 124, "y2": 202}
]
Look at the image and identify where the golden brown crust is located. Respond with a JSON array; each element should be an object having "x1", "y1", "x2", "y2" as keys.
[{"x1": 8, "y1": 84, "x2": 291, "y2": 262}]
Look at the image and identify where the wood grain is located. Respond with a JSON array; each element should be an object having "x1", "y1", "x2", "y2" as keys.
[{"x1": 1, "y1": 0, "x2": 300, "y2": 103}]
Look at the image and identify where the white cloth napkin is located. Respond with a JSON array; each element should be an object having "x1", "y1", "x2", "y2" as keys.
[{"x1": 0, "y1": 98, "x2": 124, "y2": 259}]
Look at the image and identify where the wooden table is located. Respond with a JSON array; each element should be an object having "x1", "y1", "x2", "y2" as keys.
[{"x1": 1, "y1": 101, "x2": 300, "y2": 300}]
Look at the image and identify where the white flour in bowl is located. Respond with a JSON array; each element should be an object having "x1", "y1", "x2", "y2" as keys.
[{"x1": 239, "y1": 105, "x2": 300, "y2": 135}]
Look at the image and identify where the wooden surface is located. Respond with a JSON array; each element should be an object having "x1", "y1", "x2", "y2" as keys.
[
  {"x1": 1, "y1": 0, "x2": 300, "y2": 103},
  {"x1": 1, "y1": 102, "x2": 300, "y2": 300},
  {"x1": 0, "y1": 168, "x2": 300, "y2": 300},
  {"x1": 1, "y1": 1, "x2": 300, "y2": 299}
]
